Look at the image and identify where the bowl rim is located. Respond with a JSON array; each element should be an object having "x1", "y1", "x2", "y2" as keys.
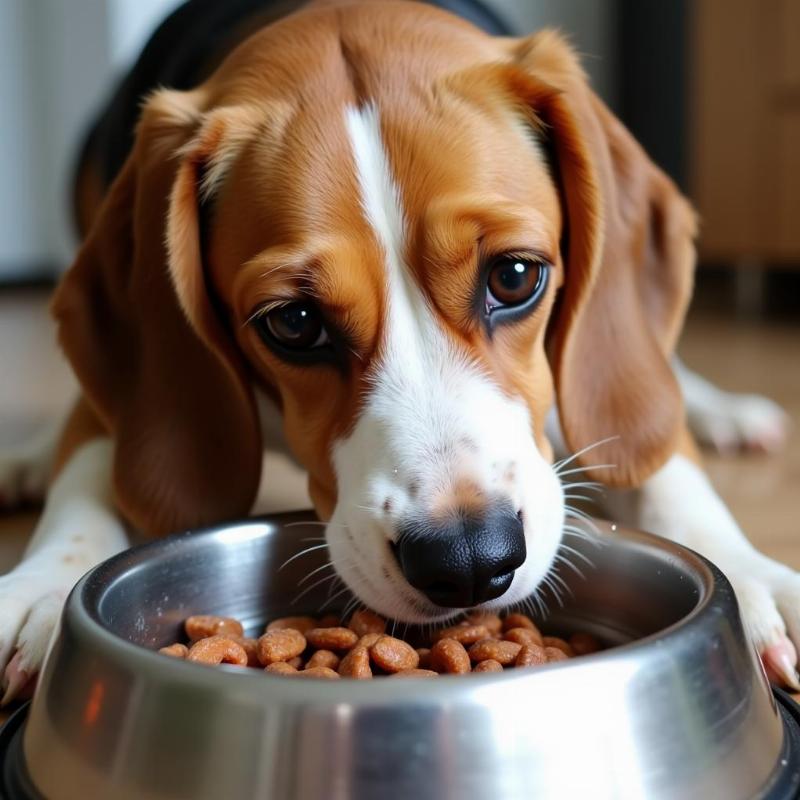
[{"x1": 62, "y1": 511, "x2": 723, "y2": 701}]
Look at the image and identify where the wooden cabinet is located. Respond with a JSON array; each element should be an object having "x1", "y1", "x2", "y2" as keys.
[{"x1": 690, "y1": 0, "x2": 800, "y2": 264}]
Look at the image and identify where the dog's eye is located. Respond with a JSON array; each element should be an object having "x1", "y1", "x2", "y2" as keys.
[
  {"x1": 255, "y1": 302, "x2": 330, "y2": 351},
  {"x1": 486, "y1": 256, "x2": 547, "y2": 311}
]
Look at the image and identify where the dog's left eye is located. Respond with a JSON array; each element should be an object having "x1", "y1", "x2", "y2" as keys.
[
  {"x1": 485, "y1": 256, "x2": 547, "y2": 312},
  {"x1": 253, "y1": 302, "x2": 330, "y2": 352}
]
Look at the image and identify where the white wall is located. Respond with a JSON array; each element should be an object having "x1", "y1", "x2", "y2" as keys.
[{"x1": 0, "y1": 0, "x2": 180, "y2": 281}]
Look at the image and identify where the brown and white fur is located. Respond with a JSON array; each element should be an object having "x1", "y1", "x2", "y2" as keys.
[{"x1": 0, "y1": 0, "x2": 795, "y2": 703}]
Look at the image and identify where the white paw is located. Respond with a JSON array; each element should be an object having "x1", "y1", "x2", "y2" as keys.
[
  {"x1": 722, "y1": 555, "x2": 800, "y2": 688},
  {"x1": 688, "y1": 392, "x2": 791, "y2": 455},
  {"x1": 0, "y1": 568, "x2": 74, "y2": 705}
]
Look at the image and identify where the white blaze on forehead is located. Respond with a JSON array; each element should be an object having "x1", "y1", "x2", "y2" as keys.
[{"x1": 326, "y1": 106, "x2": 564, "y2": 622}]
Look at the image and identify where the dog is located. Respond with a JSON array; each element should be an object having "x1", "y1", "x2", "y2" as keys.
[{"x1": 0, "y1": 0, "x2": 795, "y2": 704}]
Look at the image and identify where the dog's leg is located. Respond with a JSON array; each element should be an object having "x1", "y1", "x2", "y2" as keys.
[
  {"x1": 0, "y1": 403, "x2": 128, "y2": 703},
  {"x1": 605, "y1": 444, "x2": 800, "y2": 688},
  {"x1": 674, "y1": 357, "x2": 791, "y2": 454}
]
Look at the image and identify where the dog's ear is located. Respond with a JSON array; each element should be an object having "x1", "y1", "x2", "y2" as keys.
[
  {"x1": 52, "y1": 90, "x2": 263, "y2": 534},
  {"x1": 503, "y1": 31, "x2": 696, "y2": 487}
]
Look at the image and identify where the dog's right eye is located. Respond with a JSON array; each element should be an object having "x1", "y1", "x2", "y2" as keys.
[{"x1": 253, "y1": 302, "x2": 331, "y2": 353}]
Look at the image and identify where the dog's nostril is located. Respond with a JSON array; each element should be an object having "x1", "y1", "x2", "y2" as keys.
[
  {"x1": 492, "y1": 567, "x2": 514, "y2": 582},
  {"x1": 516, "y1": 509, "x2": 523, "y2": 522}
]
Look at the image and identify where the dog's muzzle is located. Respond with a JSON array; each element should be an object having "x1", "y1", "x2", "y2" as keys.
[{"x1": 393, "y1": 505, "x2": 526, "y2": 608}]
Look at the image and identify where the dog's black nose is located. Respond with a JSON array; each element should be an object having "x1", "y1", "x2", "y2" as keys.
[{"x1": 394, "y1": 507, "x2": 526, "y2": 608}]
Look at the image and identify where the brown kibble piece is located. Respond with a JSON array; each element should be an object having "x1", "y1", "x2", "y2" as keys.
[
  {"x1": 357, "y1": 632, "x2": 383, "y2": 649},
  {"x1": 257, "y1": 629, "x2": 307, "y2": 665},
  {"x1": 159, "y1": 643, "x2": 188, "y2": 659},
  {"x1": 433, "y1": 624, "x2": 489, "y2": 645},
  {"x1": 287, "y1": 656, "x2": 305, "y2": 669},
  {"x1": 429, "y1": 638, "x2": 471, "y2": 674},
  {"x1": 187, "y1": 636, "x2": 248, "y2": 666},
  {"x1": 297, "y1": 666, "x2": 341, "y2": 679},
  {"x1": 307, "y1": 650, "x2": 341, "y2": 671},
  {"x1": 468, "y1": 638, "x2": 522, "y2": 666},
  {"x1": 318, "y1": 614, "x2": 341, "y2": 628},
  {"x1": 542, "y1": 637, "x2": 575, "y2": 657},
  {"x1": 569, "y1": 632, "x2": 601, "y2": 656},
  {"x1": 338, "y1": 646, "x2": 373, "y2": 679},
  {"x1": 306, "y1": 627, "x2": 359, "y2": 651},
  {"x1": 464, "y1": 613, "x2": 503, "y2": 635},
  {"x1": 348, "y1": 609, "x2": 387, "y2": 637},
  {"x1": 229, "y1": 636, "x2": 260, "y2": 667},
  {"x1": 185, "y1": 615, "x2": 244, "y2": 642},
  {"x1": 416, "y1": 648, "x2": 432, "y2": 669},
  {"x1": 501, "y1": 613, "x2": 538, "y2": 633},
  {"x1": 370, "y1": 636, "x2": 419, "y2": 673},
  {"x1": 504, "y1": 627, "x2": 544, "y2": 647},
  {"x1": 266, "y1": 616, "x2": 317, "y2": 634},
  {"x1": 545, "y1": 647, "x2": 568, "y2": 662},
  {"x1": 265, "y1": 661, "x2": 298, "y2": 675},
  {"x1": 515, "y1": 645, "x2": 549, "y2": 667},
  {"x1": 473, "y1": 659, "x2": 503, "y2": 673},
  {"x1": 389, "y1": 669, "x2": 439, "y2": 678}
]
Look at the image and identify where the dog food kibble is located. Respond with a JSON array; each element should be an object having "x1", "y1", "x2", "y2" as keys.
[
  {"x1": 159, "y1": 609, "x2": 603, "y2": 678},
  {"x1": 542, "y1": 637, "x2": 575, "y2": 657},
  {"x1": 433, "y1": 624, "x2": 490, "y2": 645},
  {"x1": 569, "y1": 632, "x2": 601, "y2": 656},
  {"x1": 185, "y1": 615, "x2": 244, "y2": 642},
  {"x1": 504, "y1": 627, "x2": 544, "y2": 647},
  {"x1": 338, "y1": 645, "x2": 373, "y2": 678},
  {"x1": 266, "y1": 616, "x2": 317, "y2": 634},
  {"x1": 257, "y1": 628, "x2": 307, "y2": 664},
  {"x1": 348, "y1": 609, "x2": 387, "y2": 637},
  {"x1": 515, "y1": 645, "x2": 549, "y2": 667},
  {"x1": 370, "y1": 636, "x2": 420, "y2": 673},
  {"x1": 159, "y1": 643, "x2": 189, "y2": 658},
  {"x1": 187, "y1": 636, "x2": 249, "y2": 666},
  {"x1": 305, "y1": 627, "x2": 359, "y2": 651},
  {"x1": 468, "y1": 638, "x2": 522, "y2": 666},
  {"x1": 306, "y1": 649, "x2": 341, "y2": 670},
  {"x1": 429, "y1": 638, "x2": 471, "y2": 674},
  {"x1": 473, "y1": 658, "x2": 503, "y2": 673}
]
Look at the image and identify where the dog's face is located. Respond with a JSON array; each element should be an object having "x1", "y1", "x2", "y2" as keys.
[{"x1": 54, "y1": 2, "x2": 695, "y2": 622}]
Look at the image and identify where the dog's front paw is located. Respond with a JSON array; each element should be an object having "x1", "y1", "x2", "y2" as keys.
[
  {"x1": 724, "y1": 559, "x2": 800, "y2": 690},
  {"x1": 688, "y1": 392, "x2": 791, "y2": 455},
  {"x1": 0, "y1": 571, "x2": 69, "y2": 705}
]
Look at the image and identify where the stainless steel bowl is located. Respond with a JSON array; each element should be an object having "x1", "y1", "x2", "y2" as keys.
[{"x1": 9, "y1": 513, "x2": 799, "y2": 799}]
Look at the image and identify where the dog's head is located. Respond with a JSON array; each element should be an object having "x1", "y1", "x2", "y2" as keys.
[{"x1": 53, "y1": 1, "x2": 695, "y2": 621}]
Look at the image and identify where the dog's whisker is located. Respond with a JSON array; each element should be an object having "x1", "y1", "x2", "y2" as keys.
[
  {"x1": 279, "y1": 543, "x2": 330, "y2": 572},
  {"x1": 318, "y1": 584, "x2": 354, "y2": 613},
  {"x1": 558, "y1": 542, "x2": 596, "y2": 569},
  {"x1": 291, "y1": 572, "x2": 342, "y2": 606},
  {"x1": 297, "y1": 560, "x2": 337, "y2": 587},
  {"x1": 554, "y1": 553, "x2": 586, "y2": 580},
  {"x1": 560, "y1": 481, "x2": 605, "y2": 493},
  {"x1": 554, "y1": 436, "x2": 620, "y2": 473},
  {"x1": 562, "y1": 494, "x2": 596, "y2": 504},
  {"x1": 541, "y1": 575, "x2": 565, "y2": 608},
  {"x1": 557, "y1": 463, "x2": 617, "y2": 478},
  {"x1": 564, "y1": 510, "x2": 602, "y2": 536},
  {"x1": 548, "y1": 568, "x2": 574, "y2": 598}
]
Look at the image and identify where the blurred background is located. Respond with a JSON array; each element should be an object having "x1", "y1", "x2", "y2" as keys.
[{"x1": 0, "y1": 0, "x2": 797, "y2": 563}]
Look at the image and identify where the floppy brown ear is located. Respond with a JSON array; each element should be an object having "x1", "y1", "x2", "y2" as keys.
[
  {"x1": 52, "y1": 90, "x2": 263, "y2": 534},
  {"x1": 505, "y1": 31, "x2": 697, "y2": 487}
]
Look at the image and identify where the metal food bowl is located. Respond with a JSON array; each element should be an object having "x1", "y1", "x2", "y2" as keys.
[{"x1": 2, "y1": 512, "x2": 799, "y2": 799}]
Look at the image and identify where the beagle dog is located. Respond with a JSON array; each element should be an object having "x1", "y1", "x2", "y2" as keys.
[{"x1": 0, "y1": 0, "x2": 796, "y2": 703}]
